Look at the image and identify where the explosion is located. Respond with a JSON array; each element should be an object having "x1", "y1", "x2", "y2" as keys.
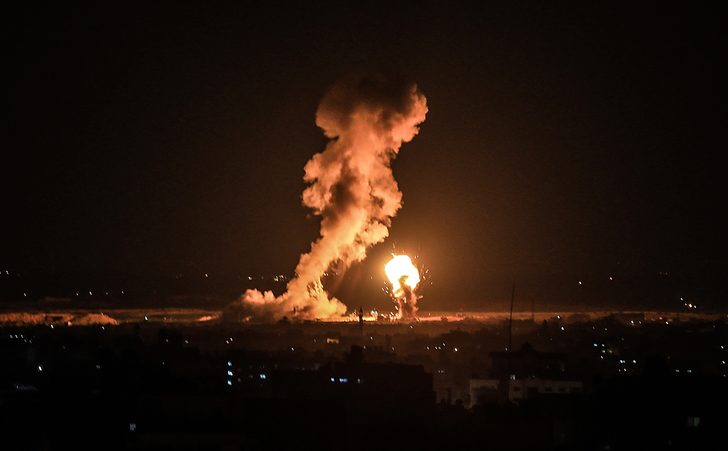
[
  {"x1": 236, "y1": 74, "x2": 428, "y2": 321},
  {"x1": 385, "y1": 254, "x2": 421, "y2": 319}
]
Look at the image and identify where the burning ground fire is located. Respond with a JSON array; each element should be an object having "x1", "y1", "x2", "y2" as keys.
[{"x1": 384, "y1": 254, "x2": 422, "y2": 319}]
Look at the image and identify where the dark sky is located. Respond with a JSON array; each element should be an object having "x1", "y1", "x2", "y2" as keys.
[{"x1": 7, "y1": 2, "x2": 725, "y2": 307}]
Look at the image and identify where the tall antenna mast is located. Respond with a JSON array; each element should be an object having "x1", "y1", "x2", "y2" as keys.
[{"x1": 508, "y1": 283, "x2": 515, "y2": 352}]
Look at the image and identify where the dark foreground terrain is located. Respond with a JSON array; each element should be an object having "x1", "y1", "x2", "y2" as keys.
[{"x1": 2, "y1": 313, "x2": 727, "y2": 450}]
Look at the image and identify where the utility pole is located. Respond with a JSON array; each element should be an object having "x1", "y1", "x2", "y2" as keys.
[{"x1": 358, "y1": 307, "x2": 364, "y2": 334}]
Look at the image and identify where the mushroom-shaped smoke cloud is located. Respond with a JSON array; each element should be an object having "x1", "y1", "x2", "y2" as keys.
[{"x1": 238, "y1": 74, "x2": 427, "y2": 321}]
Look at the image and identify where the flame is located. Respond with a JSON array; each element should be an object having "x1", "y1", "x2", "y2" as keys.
[
  {"x1": 384, "y1": 254, "x2": 420, "y2": 297},
  {"x1": 236, "y1": 75, "x2": 427, "y2": 321}
]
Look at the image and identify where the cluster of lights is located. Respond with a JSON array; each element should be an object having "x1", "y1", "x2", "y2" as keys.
[
  {"x1": 71, "y1": 290, "x2": 125, "y2": 297},
  {"x1": 593, "y1": 342, "x2": 614, "y2": 361},
  {"x1": 617, "y1": 359, "x2": 638, "y2": 373},
  {"x1": 8, "y1": 333, "x2": 33, "y2": 344},
  {"x1": 329, "y1": 377, "x2": 361, "y2": 384},
  {"x1": 226, "y1": 360, "x2": 234, "y2": 386},
  {"x1": 240, "y1": 274, "x2": 290, "y2": 282},
  {"x1": 225, "y1": 364, "x2": 270, "y2": 386},
  {"x1": 681, "y1": 298, "x2": 697, "y2": 310}
]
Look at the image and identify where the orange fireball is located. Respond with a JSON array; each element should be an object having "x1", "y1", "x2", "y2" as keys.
[{"x1": 384, "y1": 254, "x2": 420, "y2": 298}]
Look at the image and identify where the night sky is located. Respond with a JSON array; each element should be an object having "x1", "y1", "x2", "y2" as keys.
[{"x1": 7, "y1": 3, "x2": 724, "y2": 309}]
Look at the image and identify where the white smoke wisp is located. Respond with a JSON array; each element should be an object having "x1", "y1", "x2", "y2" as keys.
[{"x1": 238, "y1": 74, "x2": 428, "y2": 321}]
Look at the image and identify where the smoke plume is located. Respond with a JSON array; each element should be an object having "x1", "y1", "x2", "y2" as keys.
[
  {"x1": 396, "y1": 275, "x2": 419, "y2": 319},
  {"x1": 238, "y1": 74, "x2": 427, "y2": 321}
]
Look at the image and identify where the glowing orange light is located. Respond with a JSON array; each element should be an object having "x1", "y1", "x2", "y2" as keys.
[{"x1": 384, "y1": 254, "x2": 420, "y2": 297}]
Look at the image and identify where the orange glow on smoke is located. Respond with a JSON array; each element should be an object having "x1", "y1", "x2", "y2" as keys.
[{"x1": 384, "y1": 254, "x2": 420, "y2": 298}]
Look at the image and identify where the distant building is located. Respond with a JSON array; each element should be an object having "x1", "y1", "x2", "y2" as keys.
[
  {"x1": 469, "y1": 377, "x2": 583, "y2": 407},
  {"x1": 469, "y1": 378, "x2": 499, "y2": 407},
  {"x1": 490, "y1": 342, "x2": 567, "y2": 378},
  {"x1": 506, "y1": 378, "x2": 583, "y2": 402},
  {"x1": 471, "y1": 343, "x2": 583, "y2": 406}
]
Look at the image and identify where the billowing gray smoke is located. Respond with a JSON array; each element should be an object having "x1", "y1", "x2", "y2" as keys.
[{"x1": 238, "y1": 74, "x2": 427, "y2": 321}]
